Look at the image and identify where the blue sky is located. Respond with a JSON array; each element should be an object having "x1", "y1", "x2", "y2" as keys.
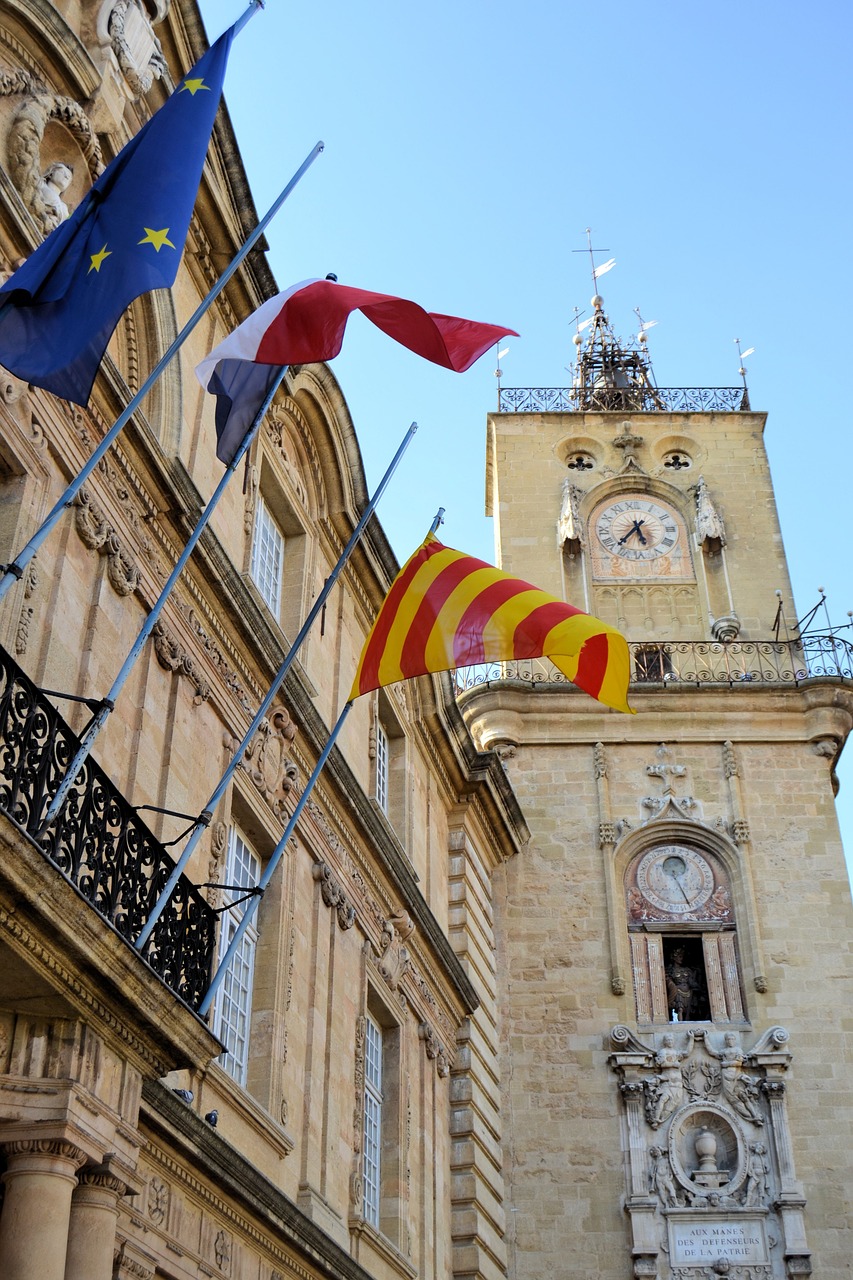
[{"x1": 200, "y1": 0, "x2": 853, "y2": 877}]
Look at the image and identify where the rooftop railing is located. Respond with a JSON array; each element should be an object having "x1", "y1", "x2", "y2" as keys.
[
  {"x1": 454, "y1": 634, "x2": 853, "y2": 694},
  {"x1": 496, "y1": 386, "x2": 750, "y2": 414},
  {"x1": 0, "y1": 644, "x2": 215, "y2": 1010}
]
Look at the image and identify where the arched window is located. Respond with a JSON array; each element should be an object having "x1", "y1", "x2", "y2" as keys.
[{"x1": 625, "y1": 842, "x2": 745, "y2": 1026}]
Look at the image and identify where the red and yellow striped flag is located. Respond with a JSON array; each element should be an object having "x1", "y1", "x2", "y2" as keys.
[{"x1": 350, "y1": 534, "x2": 633, "y2": 713}]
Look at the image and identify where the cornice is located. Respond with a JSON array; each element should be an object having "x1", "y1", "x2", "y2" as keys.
[{"x1": 141, "y1": 1079, "x2": 383, "y2": 1280}]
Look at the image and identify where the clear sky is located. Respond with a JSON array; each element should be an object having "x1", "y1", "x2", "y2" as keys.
[{"x1": 200, "y1": 0, "x2": 853, "y2": 878}]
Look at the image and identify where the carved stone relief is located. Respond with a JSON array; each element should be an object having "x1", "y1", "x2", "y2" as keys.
[
  {"x1": 609, "y1": 1025, "x2": 809, "y2": 1279},
  {"x1": 74, "y1": 487, "x2": 140, "y2": 596},
  {"x1": 350, "y1": 1012, "x2": 366, "y2": 1216},
  {"x1": 378, "y1": 909, "x2": 414, "y2": 991},
  {"x1": 106, "y1": 0, "x2": 168, "y2": 98},
  {"x1": 1, "y1": 69, "x2": 103, "y2": 233},
  {"x1": 15, "y1": 556, "x2": 38, "y2": 656},
  {"x1": 694, "y1": 476, "x2": 726, "y2": 553},
  {"x1": 418, "y1": 1020, "x2": 451, "y2": 1077},
  {"x1": 241, "y1": 709, "x2": 298, "y2": 820},
  {"x1": 152, "y1": 620, "x2": 211, "y2": 705},
  {"x1": 312, "y1": 861, "x2": 356, "y2": 930},
  {"x1": 557, "y1": 479, "x2": 583, "y2": 553}
]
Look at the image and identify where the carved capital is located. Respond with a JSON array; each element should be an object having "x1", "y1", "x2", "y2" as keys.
[{"x1": 152, "y1": 621, "x2": 211, "y2": 704}]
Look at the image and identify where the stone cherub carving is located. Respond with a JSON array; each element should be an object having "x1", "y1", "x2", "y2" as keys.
[
  {"x1": 645, "y1": 1031, "x2": 694, "y2": 1129},
  {"x1": 706, "y1": 1031, "x2": 765, "y2": 1125},
  {"x1": 649, "y1": 1144, "x2": 679, "y2": 1207},
  {"x1": 742, "y1": 1141, "x2": 769, "y2": 1207}
]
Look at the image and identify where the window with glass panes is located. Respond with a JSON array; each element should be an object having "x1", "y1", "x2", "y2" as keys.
[
  {"x1": 250, "y1": 495, "x2": 284, "y2": 616},
  {"x1": 213, "y1": 828, "x2": 260, "y2": 1085},
  {"x1": 375, "y1": 720, "x2": 389, "y2": 815},
  {"x1": 363, "y1": 1014, "x2": 383, "y2": 1227}
]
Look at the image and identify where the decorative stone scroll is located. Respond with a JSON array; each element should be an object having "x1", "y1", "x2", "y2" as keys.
[{"x1": 312, "y1": 862, "x2": 356, "y2": 930}]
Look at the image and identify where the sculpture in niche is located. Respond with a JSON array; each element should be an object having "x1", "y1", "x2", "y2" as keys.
[
  {"x1": 649, "y1": 1144, "x2": 679, "y2": 1207},
  {"x1": 665, "y1": 945, "x2": 702, "y2": 1022},
  {"x1": 1, "y1": 70, "x2": 103, "y2": 233},
  {"x1": 646, "y1": 1031, "x2": 693, "y2": 1129},
  {"x1": 36, "y1": 161, "x2": 73, "y2": 229},
  {"x1": 706, "y1": 1032, "x2": 765, "y2": 1126}
]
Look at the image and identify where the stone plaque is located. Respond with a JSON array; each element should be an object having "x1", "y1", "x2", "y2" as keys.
[{"x1": 669, "y1": 1216, "x2": 768, "y2": 1267}]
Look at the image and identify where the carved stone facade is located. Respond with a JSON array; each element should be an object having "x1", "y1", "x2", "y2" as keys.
[{"x1": 609, "y1": 1025, "x2": 807, "y2": 1280}]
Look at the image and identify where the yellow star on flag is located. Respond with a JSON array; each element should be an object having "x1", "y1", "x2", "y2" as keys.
[
  {"x1": 180, "y1": 77, "x2": 210, "y2": 96},
  {"x1": 87, "y1": 244, "x2": 112, "y2": 274},
  {"x1": 138, "y1": 227, "x2": 176, "y2": 253}
]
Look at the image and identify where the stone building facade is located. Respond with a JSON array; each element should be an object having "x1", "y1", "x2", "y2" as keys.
[
  {"x1": 459, "y1": 323, "x2": 853, "y2": 1278},
  {"x1": 0, "y1": 4, "x2": 525, "y2": 1280},
  {"x1": 0, "y1": 6, "x2": 851, "y2": 1280}
]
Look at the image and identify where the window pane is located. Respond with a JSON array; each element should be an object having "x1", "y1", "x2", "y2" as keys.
[
  {"x1": 375, "y1": 721, "x2": 389, "y2": 814},
  {"x1": 214, "y1": 829, "x2": 261, "y2": 1085},
  {"x1": 250, "y1": 496, "x2": 284, "y2": 615},
  {"x1": 363, "y1": 1016, "x2": 383, "y2": 1227}
]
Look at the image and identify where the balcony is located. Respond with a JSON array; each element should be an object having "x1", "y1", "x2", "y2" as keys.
[
  {"x1": 0, "y1": 644, "x2": 215, "y2": 1010},
  {"x1": 496, "y1": 386, "x2": 750, "y2": 414},
  {"x1": 453, "y1": 634, "x2": 853, "y2": 694}
]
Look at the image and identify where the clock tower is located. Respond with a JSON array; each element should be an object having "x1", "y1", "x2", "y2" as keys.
[{"x1": 459, "y1": 290, "x2": 853, "y2": 1279}]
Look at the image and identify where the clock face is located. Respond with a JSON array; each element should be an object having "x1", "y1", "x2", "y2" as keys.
[
  {"x1": 635, "y1": 845, "x2": 715, "y2": 914},
  {"x1": 595, "y1": 498, "x2": 679, "y2": 562}
]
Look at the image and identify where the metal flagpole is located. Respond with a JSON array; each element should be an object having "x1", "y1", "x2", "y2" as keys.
[
  {"x1": 0, "y1": 139, "x2": 324, "y2": 603},
  {"x1": 197, "y1": 504, "x2": 446, "y2": 1019},
  {"x1": 134, "y1": 421, "x2": 419, "y2": 952},
  {"x1": 198, "y1": 699, "x2": 353, "y2": 1017},
  {"x1": 37, "y1": 368, "x2": 289, "y2": 835}
]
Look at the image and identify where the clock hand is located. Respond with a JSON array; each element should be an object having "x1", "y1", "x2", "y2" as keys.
[
  {"x1": 669, "y1": 870, "x2": 692, "y2": 904},
  {"x1": 617, "y1": 519, "x2": 648, "y2": 547}
]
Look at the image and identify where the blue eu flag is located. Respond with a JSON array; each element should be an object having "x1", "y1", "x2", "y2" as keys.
[{"x1": 0, "y1": 24, "x2": 236, "y2": 406}]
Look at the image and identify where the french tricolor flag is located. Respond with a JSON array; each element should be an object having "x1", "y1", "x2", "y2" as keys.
[{"x1": 196, "y1": 277, "x2": 517, "y2": 463}]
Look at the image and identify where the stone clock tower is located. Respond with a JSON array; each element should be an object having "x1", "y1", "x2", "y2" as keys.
[{"x1": 458, "y1": 292, "x2": 853, "y2": 1280}]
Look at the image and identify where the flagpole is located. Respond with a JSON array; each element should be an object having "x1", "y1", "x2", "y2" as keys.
[
  {"x1": 0, "y1": 139, "x2": 324, "y2": 604},
  {"x1": 36, "y1": 368, "x2": 289, "y2": 835},
  {"x1": 196, "y1": 504, "x2": 447, "y2": 1019},
  {"x1": 134, "y1": 421, "x2": 419, "y2": 952},
  {"x1": 198, "y1": 698, "x2": 353, "y2": 1018}
]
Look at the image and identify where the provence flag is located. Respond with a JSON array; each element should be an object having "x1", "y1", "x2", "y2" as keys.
[
  {"x1": 350, "y1": 533, "x2": 633, "y2": 713},
  {"x1": 0, "y1": 23, "x2": 237, "y2": 406}
]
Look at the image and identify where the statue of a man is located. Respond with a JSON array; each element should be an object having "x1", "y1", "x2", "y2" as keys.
[
  {"x1": 665, "y1": 946, "x2": 700, "y2": 1021},
  {"x1": 707, "y1": 1032, "x2": 765, "y2": 1125},
  {"x1": 646, "y1": 1031, "x2": 693, "y2": 1129},
  {"x1": 649, "y1": 1145, "x2": 679, "y2": 1206},
  {"x1": 743, "y1": 1142, "x2": 769, "y2": 1207}
]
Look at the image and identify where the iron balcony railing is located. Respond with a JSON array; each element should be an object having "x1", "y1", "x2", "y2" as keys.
[
  {"x1": 454, "y1": 634, "x2": 853, "y2": 694},
  {"x1": 496, "y1": 386, "x2": 749, "y2": 414},
  {"x1": 0, "y1": 644, "x2": 215, "y2": 1010}
]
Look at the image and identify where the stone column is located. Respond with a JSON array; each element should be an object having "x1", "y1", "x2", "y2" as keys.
[
  {"x1": 64, "y1": 1167, "x2": 126, "y2": 1280},
  {"x1": 0, "y1": 1139, "x2": 86, "y2": 1280}
]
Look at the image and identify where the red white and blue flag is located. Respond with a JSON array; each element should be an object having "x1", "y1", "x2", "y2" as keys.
[{"x1": 196, "y1": 278, "x2": 517, "y2": 463}]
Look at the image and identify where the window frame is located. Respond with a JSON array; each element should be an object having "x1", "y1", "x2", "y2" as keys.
[
  {"x1": 250, "y1": 493, "x2": 285, "y2": 617},
  {"x1": 212, "y1": 826, "x2": 261, "y2": 1085}
]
